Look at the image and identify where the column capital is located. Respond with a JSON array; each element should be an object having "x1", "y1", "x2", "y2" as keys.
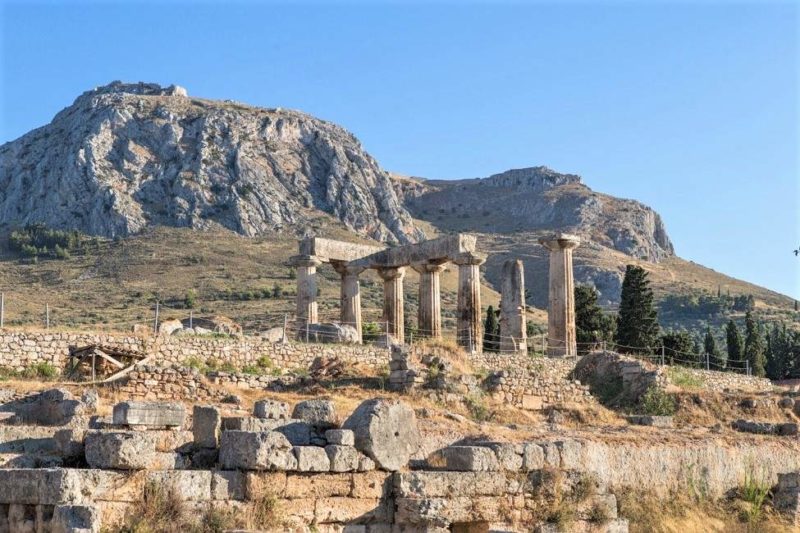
[
  {"x1": 376, "y1": 266, "x2": 406, "y2": 281},
  {"x1": 410, "y1": 260, "x2": 448, "y2": 274},
  {"x1": 330, "y1": 260, "x2": 367, "y2": 277},
  {"x1": 538, "y1": 233, "x2": 581, "y2": 252},
  {"x1": 452, "y1": 252, "x2": 486, "y2": 266},
  {"x1": 289, "y1": 254, "x2": 323, "y2": 268}
]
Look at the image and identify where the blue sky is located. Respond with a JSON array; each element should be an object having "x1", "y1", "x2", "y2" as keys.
[{"x1": 1, "y1": 0, "x2": 798, "y2": 298}]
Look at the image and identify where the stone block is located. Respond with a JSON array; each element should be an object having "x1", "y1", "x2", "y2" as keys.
[
  {"x1": 522, "y1": 443, "x2": 545, "y2": 471},
  {"x1": 211, "y1": 471, "x2": 246, "y2": 500},
  {"x1": 219, "y1": 431, "x2": 297, "y2": 471},
  {"x1": 253, "y1": 399, "x2": 289, "y2": 420},
  {"x1": 54, "y1": 429, "x2": 86, "y2": 460},
  {"x1": 626, "y1": 415, "x2": 674, "y2": 428},
  {"x1": 284, "y1": 473, "x2": 351, "y2": 498},
  {"x1": 274, "y1": 421, "x2": 313, "y2": 446},
  {"x1": 146, "y1": 471, "x2": 212, "y2": 501},
  {"x1": 555, "y1": 440, "x2": 583, "y2": 469},
  {"x1": 486, "y1": 443, "x2": 523, "y2": 471},
  {"x1": 245, "y1": 472, "x2": 287, "y2": 499},
  {"x1": 779, "y1": 423, "x2": 799, "y2": 436},
  {"x1": 51, "y1": 504, "x2": 99, "y2": 533},
  {"x1": 292, "y1": 399, "x2": 337, "y2": 429},
  {"x1": 222, "y1": 416, "x2": 277, "y2": 432},
  {"x1": 342, "y1": 399, "x2": 419, "y2": 471},
  {"x1": 326, "y1": 445, "x2": 360, "y2": 472},
  {"x1": 192, "y1": 406, "x2": 221, "y2": 449},
  {"x1": 112, "y1": 401, "x2": 185, "y2": 428},
  {"x1": 351, "y1": 472, "x2": 392, "y2": 499},
  {"x1": 439, "y1": 447, "x2": 500, "y2": 472},
  {"x1": 325, "y1": 429, "x2": 355, "y2": 446},
  {"x1": 84, "y1": 431, "x2": 156, "y2": 470},
  {"x1": 294, "y1": 446, "x2": 331, "y2": 472},
  {"x1": 315, "y1": 497, "x2": 385, "y2": 524}
]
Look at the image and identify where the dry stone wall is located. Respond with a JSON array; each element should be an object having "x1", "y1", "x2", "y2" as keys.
[{"x1": 0, "y1": 330, "x2": 388, "y2": 373}]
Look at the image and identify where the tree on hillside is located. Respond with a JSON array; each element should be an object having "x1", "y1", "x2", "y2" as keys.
[
  {"x1": 483, "y1": 305, "x2": 500, "y2": 353},
  {"x1": 575, "y1": 285, "x2": 616, "y2": 354},
  {"x1": 744, "y1": 311, "x2": 766, "y2": 377},
  {"x1": 725, "y1": 319, "x2": 743, "y2": 362},
  {"x1": 704, "y1": 327, "x2": 725, "y2": 369},
  {"x1": 661, "y1": 330, "x2": 695, "y2": 365},
  {"x1": 615, "y1": 265, "x2": 660, "y2": 353}
]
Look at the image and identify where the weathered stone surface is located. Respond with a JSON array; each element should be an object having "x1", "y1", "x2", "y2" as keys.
[
  {"x1": 10, "y1": 388, "x2": 87, "y2": 426},
  {"x1": 219, "y1": 431, "x2": 297, "y2": 471},
  {"x1": 112, "y1": 401, "x2": 185, "y2": 428},
  {"x1": 486, "y1": 443, "x2": 523, "y2": 471},
  {"x1": 192, "y1": 405, "x2": 221, "y2": 449},
  {"x1": 283, "y1": 473, "x2": 350, "y2": 498},
  {"x1": 84, "y1": 431, "x2": 156, "y2": 470},
  {"x1": 210, "y1": 470, "x2": 246, "y2": 500},
  {"x1": 51, "y1": 504, "x2": 100, "y2": 533},
  {"x1": 305, "y1": 323, "x2": 360, "y2": 344},
  {"x1": 146, "y1": 471, "x2": 212, "y2": 501},
  {"x1": 522, "y1": 443, "x2": 545, "y2": 471},
  {"x1": 626, "y1": 415, "x2": 673, "y2": 428},
  {"x1": 315, "y1": 497, "x2": 386, "y2": 524},
  {"x1": 325, "y1": 429, "x2": 355, "y2": 446},
  {"x1": 342, "y1": 399, "x2": 419, "y2": 471},
  {"x1": 539, "y1": 234, "x2": 580, "y2": 357},
  {"x1": 439, "y1": 447, "x2": 500, "y2": 472},
  {"x1": 326, "y1": 445, "x2": 360, "y2": 473},
  {"x1": 253, "y1": 399, "x2": 289, "y2": 420},
  {"x1": 294, "y1": 446, "x2": 331, "y2": 472},
  {"x1": 274, "y1": 421, "x2": 314, "y2": 446},
  {"x1": 292, "y1": 399, "x2": 338, "y2": 428}
]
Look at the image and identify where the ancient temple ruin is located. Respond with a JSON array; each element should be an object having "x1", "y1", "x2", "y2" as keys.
[
  {"x1": 289, "y1": 235, "x2": 486, "y2": 350},
  {"x1": 290, "y1": 232, "x2": 579, "y2": 357}
]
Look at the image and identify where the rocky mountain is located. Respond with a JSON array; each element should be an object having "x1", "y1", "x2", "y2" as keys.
[
  {"x1": 0, "y1": 81, "x2": 423, "y2": 244},
  {"x1": 396, "y1": 166, "x2": 674, "y2": 262}
]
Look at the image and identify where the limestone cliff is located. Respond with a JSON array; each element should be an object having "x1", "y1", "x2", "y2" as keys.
[
  {"x1": 399, "y1": 166, "x2": 674, "y2": 262},
  {"x1": 0, "y1": 81, "x2": 423, "y2": 244}
]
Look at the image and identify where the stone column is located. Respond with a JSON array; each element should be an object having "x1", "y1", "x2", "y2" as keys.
[
  {"x1": 411, "y1": 262, "x2": 447, "y2": 339},
  {"x1": 331, "y1": 262, "x2": 366, "y2": 343},
  {"x1": 539, "y1": 234, "x2": 580, "y2": 357},
  {"x1": 377, "y1": 267, "x2": 406, "y2": 344},
  {"x1": 499, "y1": 259, "x2": 527, "y2": 353},
  {"x1": 454, "y1": 252, "x2": 486, "y2": 353},
  {"x1": 290, "y1": 255, "x2": 322, "y2": 327}
]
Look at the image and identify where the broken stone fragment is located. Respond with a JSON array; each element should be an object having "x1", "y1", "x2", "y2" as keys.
[
  {"x1": 253, "y1": 399, "x2": 289, "y2": 420},
  {"x1": 342, "y1": 398, "x2": 419, "y2": 471},
  {"x1": 112, "y1": 401, "x2": 185, "y2": 428},
  {"x1": 219, "y1": 431, "x2": 297, "y2": 471},
  {"x1": 325, "y1": 429, "x2": 355, "y2": 446},
  {"x1": 192, "y1": 405, "x2": 221, "y2": 449},
  {"x1": 292, "y1": 399, "x2": 337, "y2": 429}
]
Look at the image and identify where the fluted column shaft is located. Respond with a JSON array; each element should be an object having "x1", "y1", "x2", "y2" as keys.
[
  {"x1": 377, "y1": 267, "x2": 406, "y2": 344},
  {"x1": 539, "y1": 235, "x2": 580, "y2": 357},
  {"x1": 290, "y1": 255, "x2": 322, "y2": 327},
  {"x1": 500, "y1": 259, "x2": 528, "y2": 353},
  {"x1": 454, "y1": 252, "x2": 486, "y2": 353},
  {"x1": 332, "y1": 262, "x2": 366, "y2": 343},
  {"x1": 412, "y1": 262, "x2": 447, "y2": 339}
]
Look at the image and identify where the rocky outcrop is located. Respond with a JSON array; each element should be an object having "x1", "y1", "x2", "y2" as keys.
[
  {"x1": 0, "y1": 82, "x2": 423, "y2": 244},
  {"x1": 402, "y1": 166, "x2": 674, "y2": 262}
]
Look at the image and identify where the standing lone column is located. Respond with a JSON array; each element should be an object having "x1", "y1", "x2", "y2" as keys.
[
  {"x1": 412, "y1": 262, "x2": 447, "y2": 339},
  {"x1": 332, "y1": 262, "x2": 366, "y2": 343},
  {"x1": 454, "y1": 252, "x2": 486, "y2": 353},
  {"x1": 539, "y1": 234, "x2": 580, "y2": 357},
  {"x1": 290, "y1": 255, "x2": 322, "y2": 327},
  {"x1": 377, "y1": 267, "x2": 406, "y2": 344},
  {"x1": 499, "y1": 259, "x2": 528, "y2": 353}
]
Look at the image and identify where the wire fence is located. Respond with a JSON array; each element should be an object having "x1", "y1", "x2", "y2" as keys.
[{"x1": 0, "y1": 292, "x2": 755, "y2": 377}]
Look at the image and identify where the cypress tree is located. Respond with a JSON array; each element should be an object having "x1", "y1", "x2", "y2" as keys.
[
  {"x1": 615, "y1": 265, "x2": 660, "y2": 354},
  {"x1": 725, "y1": 319, "x2": 743, "y2": 361},
  {"x1": 483, "y1": 305, "x2": 499, "y2": 353},
  {"x1": 744, "y1": 311, "x2": 766, "y2": 377},
  {"x1": 661, "y1": 330, "x2": 694, "y2": 365},
  {"x1": 575, "y1": 285, "x2": 616, "y2": 354},
  {"x1": 704, "y1": 326, "x2": 725, "y2": 369}
]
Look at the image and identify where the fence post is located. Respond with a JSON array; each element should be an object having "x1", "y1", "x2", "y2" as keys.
[
  {"x1": 305, "y1": 321, "x2": 309, "y2": 343},
  {"x1": 0, "y1": 292, "x2": 4, "y2": 328},
  {"x1": 660, "y1": 345, "x2": 665, "y2": 366},
  {"x1": 45, "y1": 304, "x2": 50, "y2": 329},
  {"x1": 189, "y1": 310, "x2": 193, "y2": 330},
  {"x1": 542, "y1": 336, "x2": 547, "y2": 356},
  {"x1": 282, "y1": 314, "x2": 288, "y2": 344},
  {"x1": 153, "y1": 301, "x2": 160, "y2": 336},
  {"x1": 746, "y1": 359, "x2": 750, "y2": 376},
  {"x1": 705, "y1": 352, "x2": 710, "y2": 371},
  {"x1": 468, "y1": 328, "x2": 473, "y2": 354}
]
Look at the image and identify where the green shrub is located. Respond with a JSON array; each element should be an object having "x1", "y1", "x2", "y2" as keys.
[
  {"x1": 639, "y1": 386, "x2": 677, "y2": 416},
  {"x1": 21, "y1": 362, "x2": 59, "y2": 380},
  {"x1": 464, "y1": 392, "x2": 492, "y2": 422}
]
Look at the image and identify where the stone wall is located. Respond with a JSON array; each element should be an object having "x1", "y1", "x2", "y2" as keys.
[
  {"x1": 673, "y1": 366, "x2": 773, "y2": 393},
  {"x1": 0, "y1": 330, "x2": 389, "y2": 374},
  {"x1": 108, "y1": 365, "x2": 227, "y2": 402},
  {"x1": 484, "y1": 358, "x2": 595, "y2": 410}
]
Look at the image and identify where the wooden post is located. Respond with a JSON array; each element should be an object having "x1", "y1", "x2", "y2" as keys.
[
  {"x1": 91, "y1": 352, "x2": 96, "y2": 382},
  {"x1": 153, "y1": 302, "x2": 160, "y2": 336},
  {"x1": 746, "y1": 360, "x2": 751, "y2": 376},
  {"x1": 45, "y1": 304, "x2": 50, "y2": 329}
]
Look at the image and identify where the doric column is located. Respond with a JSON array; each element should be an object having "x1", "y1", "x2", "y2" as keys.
[
  {"x1": 377, "y1": 267, "x2": 406, "y2": 344},
  {"x1": 289, "y1": 255, "x2": 322, "y2": 327},
  {"x1": 331, "y1": 262, "x2": 366, "y2": 343},
  {"x1": 500, "y1": 259, "x2": 527, "y2": 353},
  {"x1": 411, "y1": 261, "x2": 447, "y2": 339},
  {"x1": 453, "y1": 252, "x2": 486, "y2": 353},
  {"x1": 539, "y1": 234, "x2": 580, "y2": 357}
]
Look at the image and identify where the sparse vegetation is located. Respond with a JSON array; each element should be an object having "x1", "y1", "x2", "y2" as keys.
[
  {"x1": 639, "y1": 386, "x2": 677, "y2": 416},
  {"x1": 666, "y1": 366, "x2": 705, "y2": 389},
  {"x1": 7, "y1": 223, "x2": 88, "y2": 261}
]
